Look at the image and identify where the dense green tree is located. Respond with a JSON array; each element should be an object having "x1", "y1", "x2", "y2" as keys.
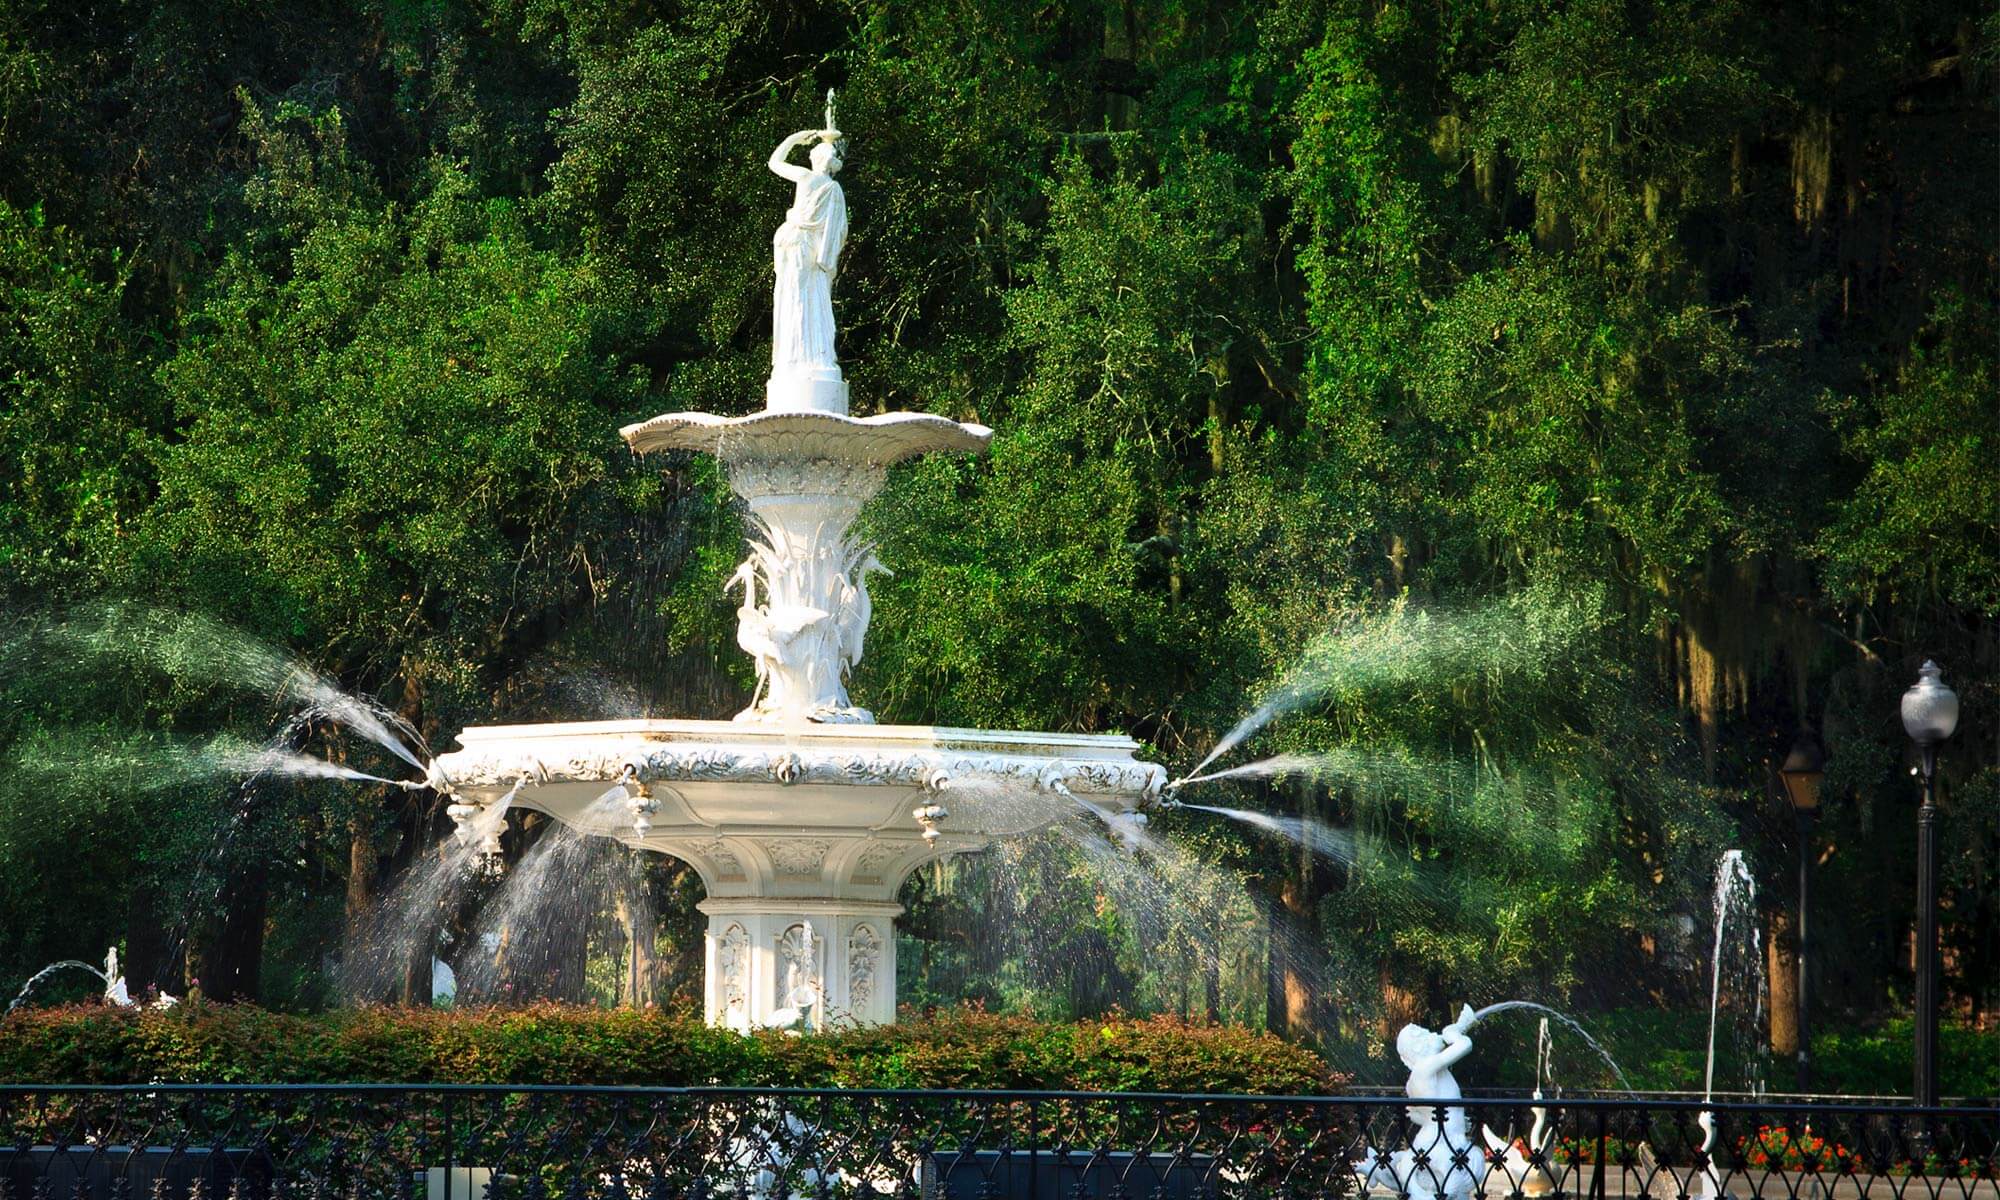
[{"x1": 0, "y1": 204, "x2": 159, "y2": 593}]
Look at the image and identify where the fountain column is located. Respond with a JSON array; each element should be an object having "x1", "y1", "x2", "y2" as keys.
[
  {"x1": 648, "y1": 815, "x2": 936, "y2": 1029},
  {"x1": 699, "y1": 902, "x2": 900, "y2": 1030}
]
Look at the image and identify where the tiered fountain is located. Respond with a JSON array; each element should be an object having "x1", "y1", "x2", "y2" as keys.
[{"x1": 433, "y1": 96, "x2": 1163, "y2": 1030}]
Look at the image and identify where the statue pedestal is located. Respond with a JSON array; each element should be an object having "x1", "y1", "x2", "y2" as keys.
[{"x1": 765, "y1": 369, "x2": 849, "y2": 416}]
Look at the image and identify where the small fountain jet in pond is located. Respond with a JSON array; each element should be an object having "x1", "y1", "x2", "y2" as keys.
[
  {"x1": 6, "y1": 947, "x2": 177, "y2": 1015},
  {"x1": 1478, "y1": 1018, "x2": 1557, "y2": 1198}
]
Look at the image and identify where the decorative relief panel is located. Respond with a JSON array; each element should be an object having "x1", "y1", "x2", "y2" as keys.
[
  {"x1": 847, "y1": 924, "x2": 881, "y2": 1010},
  {"x1": 717, "y1": 923, "x2": 749, "y2": 1017},
  {"x1": 769, "y1": 838, "x2": 831, "y2": 877},
  {"x1": 725, "y1": 454, "x2": 888, "y2": 501},
  {"x1": 850, "y1": 840, "x2": 902, "y2": 883},
  {"x1": 683, "y1": 839, "x2": 747, "y2": 882}
]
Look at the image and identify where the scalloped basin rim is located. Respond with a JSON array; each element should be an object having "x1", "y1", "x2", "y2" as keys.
[
  {"x1": 447, "y1": 718, "x2": 1144, "y2": 755},
  {"x1": 432, "y1": 719, "x2": 1165, "y2": 814},
  {"x1": 619, "y1": 408, "x2": 994, "y2": 458}
]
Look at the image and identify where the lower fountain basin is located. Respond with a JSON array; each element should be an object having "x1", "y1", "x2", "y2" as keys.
[
  {"x1": 434, "y1": 719, "x2": 1163, "y2": 901},
  {"x1": 436, "y1": 719, "x2": 1162, "y2": 1028}
]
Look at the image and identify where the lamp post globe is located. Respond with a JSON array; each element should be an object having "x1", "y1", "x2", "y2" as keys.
[
  {"x1": 1779, "y1": 730, "x2": 1825, "y2": 1092},
  {"x1": 1900, "y1": 659, "x2": 1957, "y2": 1107},
  {"x1": 1901, "y1": 660, "x2": 1960, "y2": 748}
]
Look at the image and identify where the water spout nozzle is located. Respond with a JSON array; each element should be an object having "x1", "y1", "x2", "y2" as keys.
[
  {"x1": 913, "y1": 802, "x2": 949, "y2": 844},
  {"x1": 476, "y1": 827, "x2": 507, "y2": 878},
  {"x1": 1109, "y1": 810, "x2": 1151, "y2": 854},
  {"x1": 617, "y1": 766, "x2": 657, "y2": 838}
]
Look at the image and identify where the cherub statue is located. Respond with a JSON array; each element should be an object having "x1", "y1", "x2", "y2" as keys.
[{"x1": 1357, "y1": 1004, "x2": 1481, "y2": 1200}]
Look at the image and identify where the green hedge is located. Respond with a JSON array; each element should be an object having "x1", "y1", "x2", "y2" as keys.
[{"x1": 0, "y1": 1003, "x2": 1340, "y2": 1093}]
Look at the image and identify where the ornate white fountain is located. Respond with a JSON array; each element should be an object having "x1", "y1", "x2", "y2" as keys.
[{"x1": 433, "y1": 96, "x2": 1163, "y2": 1030}]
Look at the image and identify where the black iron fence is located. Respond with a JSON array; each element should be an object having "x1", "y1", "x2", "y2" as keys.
[{"x1": 0, "y1": 1085, "x2": 1994, "y2": 1200}]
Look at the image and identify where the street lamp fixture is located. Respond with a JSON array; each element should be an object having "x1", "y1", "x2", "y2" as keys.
[
  {"x1": 1779, "y1": 734, "x2": 1825, "y2": 812},
  {"x1": 1778, "y1": 730, "x2": 1825, "y2": 1092},
  {"x1": 1902, "y1": 661, "x2": 1961, "y2": 749},
  {"x1": 1900, "y1": 659, "x2": 1958, "y2": 1107}
]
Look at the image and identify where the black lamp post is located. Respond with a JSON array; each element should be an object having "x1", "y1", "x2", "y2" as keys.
[
  {"x1": 1778, "y1": 729, "x2": 1825, "y2": 1093},
  {"x1": 1900, "y1": 660, "x2": 1959, "y2": 1107}
]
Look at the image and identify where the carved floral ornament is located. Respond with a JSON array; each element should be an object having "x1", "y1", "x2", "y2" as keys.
[
  {"x1": 683, "y1": 839, "x2": 748, "y2": 881},
  {"x1": 724, "y1": 455, "x2": 887, "y2": 503},
  {"x1": 847, "y1": 924, "x2": 881, "y2": 1008},
  {"x1": 849, "y1": 839, "x2": 903, "y2": 881},
  {"x1": 718, "y1": 923, "x2": 749, "y2": 1014},
  {"x1": 768, "y1": 838, "x2": 832, "y2": 877}
]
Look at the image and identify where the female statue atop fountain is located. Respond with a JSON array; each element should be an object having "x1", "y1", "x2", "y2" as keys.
[{"x1": 766, "y1": 95, "x2": 847, "y2": 412}]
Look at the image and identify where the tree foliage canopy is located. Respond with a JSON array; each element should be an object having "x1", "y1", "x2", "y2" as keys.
[{"x1": 0, "y1": 0, "x2": 1993, "y2": 1075}]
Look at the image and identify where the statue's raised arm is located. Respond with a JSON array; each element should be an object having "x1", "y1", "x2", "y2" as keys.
[
  {"x1": 1397, "y1": 1004, "x2": 1478, "y2": 1091},
  {"x1": 767, "y1": 129, "x2": 818, "y2": 183}
]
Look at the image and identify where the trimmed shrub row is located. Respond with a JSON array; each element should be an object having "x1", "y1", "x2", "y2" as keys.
[{"x1": 0, "y1": 1003, "x2": 1341, "y2": 1094}]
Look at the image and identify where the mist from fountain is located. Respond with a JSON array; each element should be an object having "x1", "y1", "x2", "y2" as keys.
[
  {"x1": 452, "y1": 792, "x2": 654, "y2": 1005},
  {"x1": 339, "y1": 789, "x2": 518, "y2": 1002},
  {"x1": 1174, "y1": 749, "x2": 1427, "y2": 791},
  {"x1": 1183, "y1": 592, "x2": 1595, "y2": 780},
  {"x1": 1, "y1": 603, "x2": 450, "y2": 997},
  {"x1": 8, "y1": 602, "x2": 431, "y2": 774},
  {"x1": 1170, "y1": 801, "x2": 1356, "y2": 866},
  {"x1": 1139, "y1": 581, "x2": 1743, "y2": 1094},
  {"x1": 893, "y1": 769, "x2": 1404, "y2": 1075},
  {"x1": 6, "y1": 728, "x2": 425, "y2": 794},
  {"x1": 1157, "y1": 588, "x2": 1628, "y2": 952}
]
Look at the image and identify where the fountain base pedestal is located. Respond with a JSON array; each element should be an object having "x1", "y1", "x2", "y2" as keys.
[{"x1": 699, "y1": 897, "x2": 900, "y2": 1030}]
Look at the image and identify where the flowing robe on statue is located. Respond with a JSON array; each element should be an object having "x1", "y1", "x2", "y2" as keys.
[{"x1": 772, "y1": 173, "x2": 847, "y2": 376}]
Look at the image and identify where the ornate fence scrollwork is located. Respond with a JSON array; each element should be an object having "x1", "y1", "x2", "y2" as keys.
[{"x1": 0, "y1": 1085, "x2": 1992, "y2": 1200}]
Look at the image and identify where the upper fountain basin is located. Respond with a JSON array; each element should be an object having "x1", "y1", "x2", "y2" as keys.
[{"x1": 621, "y1": 409, "x2": 992, "y2": 465}]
